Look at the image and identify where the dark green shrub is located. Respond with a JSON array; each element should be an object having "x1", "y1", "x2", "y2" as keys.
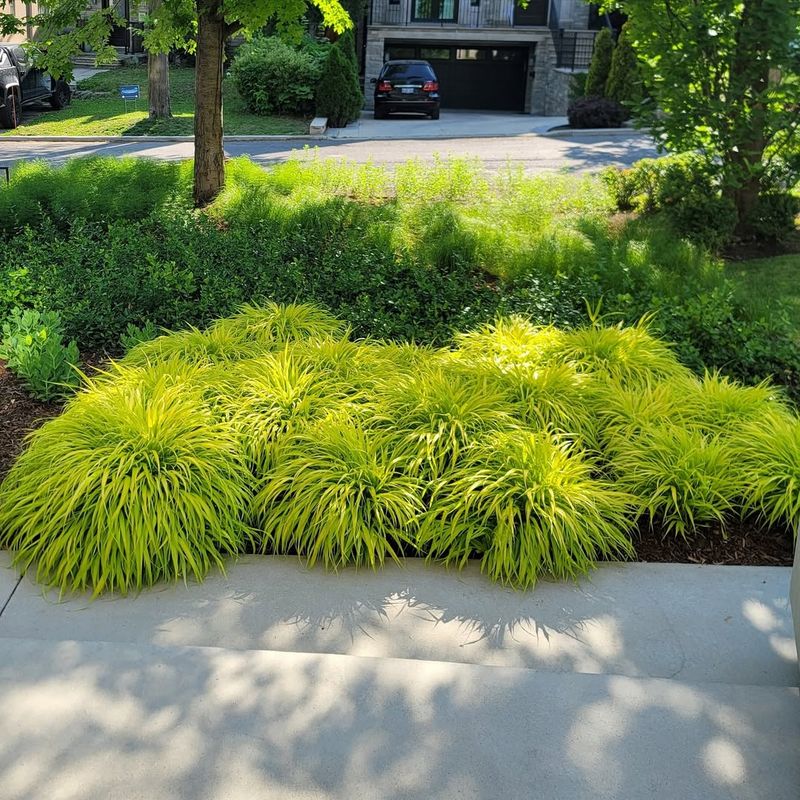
[
  {"x1": 605, "y1": 23, "x2": 642, "y2": 115},
  {"x1": 743, "y1": 192, "x2": 800, "y2": 242},
  {"x1": 567, "y1": 96, "x2": 626, "y2": 128},
  {"x1": 315, "y1": 42, "x2": 363, "y2": 127},
  {"x1": 585, "y1": 27, "x2": 614, "y2": 98},
  {"x1": 231, "y1": 37, "x2": 325, "y2": 116},
  {"x1": 0, "y1": 308, "x2": 79, "y2": 401}
]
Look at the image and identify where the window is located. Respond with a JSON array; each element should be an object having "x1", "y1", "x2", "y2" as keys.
[
  {"x1": 456, "y1": 48, "x2": 484, "y2": 60},
  {"x1": 420, "y1": 47, "x2": 450, "y2": 60},
  {"x1": 412, "y1": 0, "x2": 458, "y2": 22},
  {"x1": 380, "y1": 63, "x2": 437, "y2": 82},
  {"x1": 385, "y1": 46, "x2": 416, "y2": 60}
]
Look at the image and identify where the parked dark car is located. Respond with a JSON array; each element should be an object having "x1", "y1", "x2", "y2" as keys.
[
  {"x1": 0, "y1": 45, "x2": 72, "y2": 129},
  {"x1": 372, "y1": 60, "x2": 440, "y2": 120}
]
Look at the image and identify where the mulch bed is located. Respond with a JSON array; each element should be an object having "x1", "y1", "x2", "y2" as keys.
[{"x1": 0, "y1": 363, "x2": 794, "y2": 568}]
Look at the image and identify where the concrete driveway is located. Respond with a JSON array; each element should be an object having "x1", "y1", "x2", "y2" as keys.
[
  {"x1": 327, "y1": 108, "x2": 568, "y2": 140},
  {"x1": 0, "y1": 553, "x2": 797, "y2": 800}
]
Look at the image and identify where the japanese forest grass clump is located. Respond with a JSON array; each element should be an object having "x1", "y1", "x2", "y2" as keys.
[{"x1": 0, "y1": 303, "x2": 798, "y2": 596}]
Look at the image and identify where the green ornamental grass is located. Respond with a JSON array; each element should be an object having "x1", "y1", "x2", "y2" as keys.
[
  {"x1": 421, "y1": 430, "x2": 635, "y2": 588},
  {"x1": 0, "y1": 376, "x2": 251, "y2": 594},
  {"x1": 610, "y1": 425, "x2": 738, "y2": 536},
  {"x1": 253, "y1": 417, "x2": 424, "y2": 569},
  {"x1": 1, "y1": 303, "x2": 798, "y2": 595}
]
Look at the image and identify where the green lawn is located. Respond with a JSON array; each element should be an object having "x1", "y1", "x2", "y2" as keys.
[
  {"x1": 727, "y1": 253, "x2": 800, "y2": 332},
  {"x1": 3, "y1": 66, "x2": 308, "y2": 136}
]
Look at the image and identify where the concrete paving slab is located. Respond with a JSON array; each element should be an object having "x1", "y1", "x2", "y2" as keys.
[
  {"x1": 0, "y1": 637, "x2": 796, "y2": 800},
  {"x1": 327, "y1": 109, "x2": 568, "y2": 140},
  {"x1": 0, "y1": 551, "x2": 20, "y2": 614},
  {"x1": 2, "y1": 558, "x2": 795, "y2": 687}
]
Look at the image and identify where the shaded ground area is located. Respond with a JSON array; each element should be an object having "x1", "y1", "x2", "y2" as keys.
[
  {"x1": 0, "y1": 557, "x2": 796, "y2": 800},
  {"x1": 3, "y1": 66, "x2": 307, "y2": 137}
]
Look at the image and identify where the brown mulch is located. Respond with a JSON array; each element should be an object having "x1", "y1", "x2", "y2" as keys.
[
  {"x1": 722, "y1": 230, "x2": 800, "y2": 261},
  {"x1": 0, "y1": 361, "x2": 61, "y2": 482},
  {"x1": 631, "y1": 519, "x2": 794, "y2": 567},
  {"x1": 0, "y1": 363, "x2": 795, "y2": 567}
]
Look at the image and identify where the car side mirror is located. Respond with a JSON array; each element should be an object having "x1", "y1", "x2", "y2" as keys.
[{"x1": 370, "y1": 77, "x2": 377, "y2": 84}]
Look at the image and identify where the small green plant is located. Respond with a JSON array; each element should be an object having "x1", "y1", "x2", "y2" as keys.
[
  {"x1": 0, "y1": 308, "x2": 79, "y2": 401},
  {"x1": 120, "y1": 320, "x2": 159, "y2": 352},
  {"x1": 421, "y1": 430, "x2": 635, "y2": 588},
  {"x1": 253, "y1": 417, "x2": 424, "y2": 568},
  {"x1": 0, "y1": 375, "x2": 252, "y2": 594}
]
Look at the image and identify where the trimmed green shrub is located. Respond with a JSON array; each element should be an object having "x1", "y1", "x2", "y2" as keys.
[
  {"x1": 605, "y1": 23, "x2": 641, "y2": 113},
  {"x1": 0, "y1": 373, "x2": 252, "y2": 594},
  {"x1": 315, "y1": 42, "x2": 363, "y2": 127},
  {"x1": 585, "y1": 27, "x2": 614, "y2": 98},
  {"x1": 0, "y1": 308, "x2": 79, "y2": 401},
  {"x1": 567, "y1": 96, "x2": 627, "y2": 129},
  {"x1": 421, "y1": 430, "x2": 635, "y2": 588},
  {"x1": 231, "y1": 37, "x2": 324, "y2": 116},
  {"x1": 743, "y1": 192, "x2": 800, "y2": 242}
]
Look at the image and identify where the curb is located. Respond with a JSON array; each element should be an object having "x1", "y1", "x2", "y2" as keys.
[
  {"x1": 0, "y1": 134, "x2": 321, "y2": 143},
  {"x1": 541, "y1": 126, "x2": 652, "y2": 137}
]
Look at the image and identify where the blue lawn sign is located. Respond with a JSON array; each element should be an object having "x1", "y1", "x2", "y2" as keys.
[{"x1": 120, "y1": 84, "x2": 140, "y2": 111}]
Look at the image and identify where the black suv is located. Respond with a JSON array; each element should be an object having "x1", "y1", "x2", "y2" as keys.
[
  {"x1": 372, "y1": 60, "x2": 440, "y2": 120},
  {"x1": 0, "y1": 45, "x2": 72, "y2": 129}
]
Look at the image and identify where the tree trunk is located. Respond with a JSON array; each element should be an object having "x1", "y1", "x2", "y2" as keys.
[
  {"x1": 724, "y1": 0, "x2": 769, "y2": 238},
  {"x1": 148, "y1": 52, "x2": 171, "y2": 119},
  {"x1": 193, "y1": 0, "x2": 225, "y2": 207}
]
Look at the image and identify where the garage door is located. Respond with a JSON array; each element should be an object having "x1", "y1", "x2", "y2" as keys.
[{"x1": 384, "y1": 44, "x2": 531, "y2": 112}]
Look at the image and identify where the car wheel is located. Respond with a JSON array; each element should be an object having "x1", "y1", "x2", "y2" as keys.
[
  {"x1": 50, "y1": 81, "x2": 72, "y2": 110},
  {"x1": 0, "y1": 89, "x2": 21, "y2": 129},
  {"x1": 429, "y1": 109, "x2": 440, "y2": 120}
]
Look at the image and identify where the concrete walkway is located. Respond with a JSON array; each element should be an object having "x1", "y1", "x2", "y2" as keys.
[
  {"x1": 0, "y1": 553, "x2": 797, "y2": 799},
  {"x1": 327, "y1": 109, "x2": 568, "y2": 140}
]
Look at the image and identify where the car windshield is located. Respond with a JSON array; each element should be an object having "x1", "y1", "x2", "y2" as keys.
[{"x1": 381, "y1": 64, "x2": 435, "y2": 82}]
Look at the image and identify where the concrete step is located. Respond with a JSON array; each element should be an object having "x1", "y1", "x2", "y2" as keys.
[
  {"x1": 0, "y1": 635, "x2": 797, "y2": 800},
  {"x1": 1, "y1": 554, "x2": 796, "y2": 688}
]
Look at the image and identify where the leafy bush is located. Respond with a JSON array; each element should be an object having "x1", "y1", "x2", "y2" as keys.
[
  {"x1": 0, "y1": 373, "x2": 251, "y2": 594},
  {"x1": 120, "y1": 321, "x2": 159, "y2": 352},
  {"x1": 585, "y1": 27, "x2": 614, "y2": 98},
  {"x1": 743, "y1": 192, "x2": 800, "y2": 242},
  {"x1": 230, "y1": 37, "x2": 324, "y2": 116},
  {"x1": 0, "y1": 308, "x2": 79, "y2": 401},
  {"x1": 604, "y1": 154, "x2": 797, "y2": 246},
  {"x1": 567, "y1": 96, "x2": 627, "y2": 129},
  {"x1": 315, "y1": 42, "x2": 363, "y2": 127}
]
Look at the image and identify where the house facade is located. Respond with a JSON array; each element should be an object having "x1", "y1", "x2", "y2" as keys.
[
  {"x1": 1, "y1": 1, "x2": 40, "y2": 43},
  {"x1": 365, "y1": 0, "x2": 611, "y2": 115}
]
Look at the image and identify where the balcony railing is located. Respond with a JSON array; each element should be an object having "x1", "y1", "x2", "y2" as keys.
[{"x1": 369, "y1": 0, "x2": 549, "y2": 28}]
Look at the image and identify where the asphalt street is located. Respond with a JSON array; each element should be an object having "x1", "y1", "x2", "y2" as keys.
[{"x1": 0, "y1": 132, "x2": 658, "y2": 172}]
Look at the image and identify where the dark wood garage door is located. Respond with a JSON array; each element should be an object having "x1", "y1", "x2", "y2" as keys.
[{"x1": 384, "y1": 43, "x2": 531, "y2": 112}]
